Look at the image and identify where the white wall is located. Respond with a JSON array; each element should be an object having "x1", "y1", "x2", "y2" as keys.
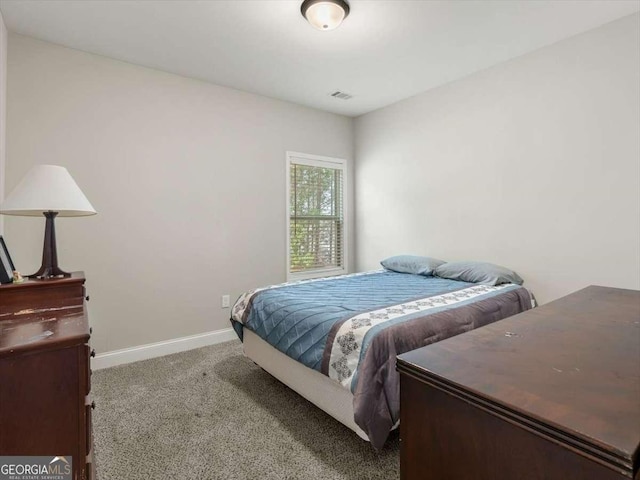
[
  {"x1": 5, "y1": 13, "x2": 639, "y2": 358},
  {"x1": 0, "y1": 11, "x2": 6, "y2": 234},
  {"x1": 355, "y1": 14, "x2": 640, "y2": 304},
  {"x1": 5, "y1": 34, "x2": 354, "y2": 354}
]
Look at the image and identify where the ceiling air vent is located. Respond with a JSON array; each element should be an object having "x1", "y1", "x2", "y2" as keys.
[{"x1": 330, "y1": 91, "x2": 353, "y2": 100}]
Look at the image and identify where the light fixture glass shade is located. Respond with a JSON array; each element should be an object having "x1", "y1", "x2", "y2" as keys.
[
  {"x1": 0, "y1": 165, "x2": 96, "y2": 217},
  {"x1": 302, "y1": 0, "x2": 349, "y2": 31}
]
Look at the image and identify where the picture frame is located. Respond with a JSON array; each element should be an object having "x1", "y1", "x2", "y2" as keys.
[{"x1": 0, "y1": 236, "x2": 16, "y2": 284}]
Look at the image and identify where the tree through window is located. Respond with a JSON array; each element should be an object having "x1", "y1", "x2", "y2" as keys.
[{"x1": 287, "y1": 153, "x2": 346, "y2": 279}]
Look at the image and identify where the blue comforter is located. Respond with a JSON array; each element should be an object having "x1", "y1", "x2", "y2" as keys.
[{"x1": 239, "y1": 271, "x2": 475, "y2": 371}]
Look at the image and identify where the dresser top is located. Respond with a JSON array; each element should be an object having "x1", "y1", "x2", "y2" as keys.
[
  {"x1": 397, "y1": 285, "x2": 640, "y2": 472},
  {"x1": 0, "y1": 271, "x2": 85, "y2": 293},
  {"x1": 0, "y1": 305, "x2": 88, "y2": 356}
]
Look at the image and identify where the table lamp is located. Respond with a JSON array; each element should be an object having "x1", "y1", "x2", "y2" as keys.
[{"x1": 0, "y1": 165, "x2": 97, "y2": 279}]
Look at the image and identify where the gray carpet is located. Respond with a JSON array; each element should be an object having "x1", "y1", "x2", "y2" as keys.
[{"x1": 93, "y1": 340, "x2": 399, "y2": 480}]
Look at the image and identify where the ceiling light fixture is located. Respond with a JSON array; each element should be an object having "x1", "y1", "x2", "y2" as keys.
[{"x1": 301, "y1": 0, "x2": 350, "y2": 31}]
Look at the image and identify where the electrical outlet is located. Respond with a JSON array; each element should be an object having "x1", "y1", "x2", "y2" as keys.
[{"x1": 221, "y1": 295, "x2": 230, "y2": 308}]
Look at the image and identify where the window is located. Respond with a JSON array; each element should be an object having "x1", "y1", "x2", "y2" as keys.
[{"x1": 286, "y1": 152, "x2": 347, "y2": 280}]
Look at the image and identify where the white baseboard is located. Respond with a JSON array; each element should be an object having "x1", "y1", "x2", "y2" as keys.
[{"x1": 93, "y1": 327, "x2": 238, "y2": 370}]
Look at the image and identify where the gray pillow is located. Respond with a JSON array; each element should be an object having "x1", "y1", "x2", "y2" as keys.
[
  {"x1": 434, "y1": 261, "x2": 523, "y2": 286},
  {"x1": 380, "y1": 255, "x2": 446, "y2": 276}
]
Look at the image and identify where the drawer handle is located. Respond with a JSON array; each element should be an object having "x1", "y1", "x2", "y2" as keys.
[
  {"x1": 89, "y1": 327, "x2": 93, "y2": 335},
  {"x1": 86, "y1": 295, "x2": 90, "y2": 301},
  {"x1": 90, "y1": 349, "x2": 96, "y2": 358},
  {"x1": 91, "y1": 401, "x2": 96, "y2": 410}
]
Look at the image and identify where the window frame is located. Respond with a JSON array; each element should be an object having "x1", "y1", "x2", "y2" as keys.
[{"x1": 285, "y1": 151, "x2": 349, "y2": 282}]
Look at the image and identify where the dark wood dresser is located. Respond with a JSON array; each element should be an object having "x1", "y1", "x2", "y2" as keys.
[
  {"x1": 397, "y1": 285, "x2": 640, "y2": 480},
  {"x1": 0, "y1": 272, "x2": 95, "y2": 480}
]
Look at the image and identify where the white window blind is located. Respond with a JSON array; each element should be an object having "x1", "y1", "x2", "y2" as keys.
[{"x1": 287, "y1": 153, "x2": 346, "y2": 279}]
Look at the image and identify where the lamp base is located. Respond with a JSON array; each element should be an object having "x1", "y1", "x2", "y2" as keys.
[
  {"x1": 28, "y1": 266, "x2": 71, "y2": 280},
  {"x1": 28, "y1": 211, "x2": 71, "y2": 280}
]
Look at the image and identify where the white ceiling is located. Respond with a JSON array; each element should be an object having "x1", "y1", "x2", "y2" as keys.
[{"x1": 0, "y1": 0, "x2": 638, "y2": 117}]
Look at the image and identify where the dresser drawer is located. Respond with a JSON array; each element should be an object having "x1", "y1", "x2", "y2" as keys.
[{"x1": 0, "y1": 273, "x2": 86, "y2": 315}]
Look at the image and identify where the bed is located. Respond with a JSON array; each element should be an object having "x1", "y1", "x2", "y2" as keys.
[{"x1": 231, "y1": 269, "x2": 533, "y2": 449}]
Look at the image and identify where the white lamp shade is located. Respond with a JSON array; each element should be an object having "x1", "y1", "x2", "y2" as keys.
[{"x1": 0, "y1": 165, "x2": 97, "y2": 217}]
